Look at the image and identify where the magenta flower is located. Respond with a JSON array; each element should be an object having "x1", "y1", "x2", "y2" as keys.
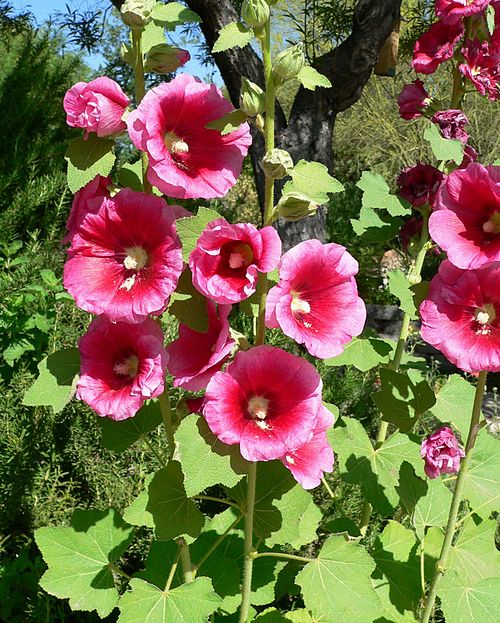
[
  {"x1": 63, "y1": 175, "x2": 111, "y2": 245},
  {"x1": 127, "y1": 74, "x2": 252, "y2": 199},
  {"x1": 400, "y1": 216, "x2": 424, "y2": 252},
  {"x1": 435, "y1": 0, "x2": 491, "y2": 24},
  {"x1": 203, "y1": 345, "x2": 323, "y2": 462},
  {"x1": 63, "y1": 76, "x2": 130, "y2": 137},
  {"x1": 459, "y1": 145, "x2": 479, "y2": 169},
  {"x1": 189, "y1": 218, "x2": 281, "y2": 304},
  {"x1": 431, "y1": 109, "x2": 469, "y2": 142},
  {"x1": 64, "y1": 188, "x2": 183, "y2": 323},
  {"x1": 166, "y1": 301, "x2": 235, "y2": 392},
  {"x1": 460, "y1": 39, "x2": 500, "y2": 101},
  {"x1": 281, "y1": 405, "x2": 334, "y2": 489},
  {"x1": 429, "y1": 163, "x2": 500, "y2": 269},
  {"x1": 397, "y1": 80, "x2": 431, "y2": 120},
  {"x1": 265, "y1": 240, "x2": 366, "y2": 359},
  {"x1": 413, "y1": 20, "x2": 464, "y2": 74},
  {"x1": 397, "y1": 163, "x2": 444, "y2": 208},
  {"x1": 420, "y1": 260, "x2": 500, "y2": 373},
  {"x1": 420, "y1": 426, "x2": 465, "y2": 479},
  {"x1": 77, "y1": 316, "x2": 168, "y2": 420}
]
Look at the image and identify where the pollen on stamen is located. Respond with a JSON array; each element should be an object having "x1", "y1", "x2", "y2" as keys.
[
  {"x1": 120, "y1": 275, "x2": 136, "y2": 291},
  {"x1": 229, "y1": 252, "x2": 245, "y2": 269},
  {"x1": 285, "y1": 455, "x2": 295, "y2": 465},
  {"x1": 291, "y1": 295, "x2": 311, "y2": 315}
]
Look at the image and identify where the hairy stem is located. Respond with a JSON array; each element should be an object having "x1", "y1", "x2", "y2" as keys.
[
  {"x1": 165, "y1": 548, "x2": 181, "y2": 592},
  {"x1": 252, "y1": 551, "x2": 312, "y2": 564},
  {"x1": 195, "y1": 514, "x2": 243, "y2": 573},
  {"x1": 177, "y1": 537, "x2": 194, "y2": 584},
  {"x1": 159, "y1": 389, "x2": 176, "y2": 456},
  {"x1": 131, "y1": 28, "x2": 152, "y2": 193},
  {"x1": 239, "y1": 461, "x2": 257, "y2": 623}
]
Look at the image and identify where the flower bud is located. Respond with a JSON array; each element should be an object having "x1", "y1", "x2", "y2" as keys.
[
  {"x1": 255, "y1": 113, "x2": 265, "y2": 132},
  {"x1": 241, "y1": 0, "x2": 270, "y2": 28},
  {"x1": 120, "y1": 0, "x2": 155, "y2": 29},
  {"x1": 144, "y1": 44, "x2": 190, "y2": 74},
  {"x1": 262, "y1": 148, "x2": 293, "y2": 179},
  {"x1": 277, "y1": 192, "x2": 318, "y2": 221},
  {"x1": 272, "y1": 43, "x2": 305, "y2": 85},
  {"x1": 239, "y1": 77, "x2": 266, "y2": 117}
]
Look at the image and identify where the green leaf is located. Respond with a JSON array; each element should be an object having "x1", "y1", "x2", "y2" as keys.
[
  {"x1": 296, "y1": 66, "x2": 331, "y2": 90},
  {"x1": 372, "y1": 368, "x2": 435, "y2": 433},
  {"x1": 117, "y1": 161, "x2": 143, "y2": 192},
  {"x1": 176, "y1": 206, "x2": 223, "y2": 262},
  {"x1": 205, "y1": 109, "x2": 248, "y2": 135},
  {"x1": 325, "y1": 336, "x2": 393, "y2": 371},
  {"x1": 439, "y1": 574, "x2": 500, "y2": 623},
  {"x1": 3, "y1": 339, "x2": 35, "y2": 365},
  {"x1": 413, "y1": 477, "x2": 453, "y2": 539},
  {"x1": 23, "y1": 348, "x2": 80, "y2": 413},
  {"x1": 213, "y1": 22, "x2": 253, "y2": 53},
  {"x1": 424, "y1": 123, "x2": 464, "y2": 164},
  {"x1": 175, "y1": 414, "x2": 247, "y2": 497},
  {"x1": 135, "y1": 539, "x2": 181, "y2": 589},
  {"x1": 282, "y1": 160, "x2": 344, "y2": 204},
  {"x1": 463, "y1": 432, "x2": 500, "y2": 519},
  {"x1": 430, "y1": 374, "x2": 477, "y2": 438},
  {"x1": 254, "y1": 609, "x2": 290, "y2": 622},
  {"x1": 168, "y1": 267, "x2": 209, "y2": 332},
  {"x1": 65, "y1": 135, "x2": 115, "y2": 193},
  {"x1": 146, "y1": 462, "x2": 205, "y2": 541},
  {"x1": 97, "y1": 401, "x2": 163, "y2": 452},
  {"x1": 396, "y1": 462, "x2": 428, "y2": 514},
  {"x1": 151, "y1": 2, "x2": 201, "y2": 29},
  {"x1": 387, "y1": 269, "x2": 416, "y2": 318},
  {"x1": 283, "y1": 610, "x2": 315, "y2": 623},
  {"x1": 123, "y1": 475, "x2": 155, "y2": 528},
  {"x1": 140, "y1": 22, "x2": 167, "y2": 55},
  {"x1": 356, "y1": 171, "x2": 410, "y2": 217},
  {"x1": 35, "y1": 509, "x2": 134, "y2": 618},
  {"x1": 351, "y1": 206, "x2": 403, "y2": 243},
  {"x1": 118, "y1": 577, "x2": 221, "y2": 623},
  {"x1": 296, "y1": 535, "x2": 382, "y2": 623}
]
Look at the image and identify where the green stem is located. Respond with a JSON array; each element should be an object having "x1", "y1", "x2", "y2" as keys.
[
  {"x1": 159, "y1": 389, "x2": 176, "y2": 455},
  {"x1": 195, "y1": 514, "x2": 243, "y2": 573},
  {"x1": 239, "y1": 462, "x2": 257, "y2": 623},
  {"x1": 252, "y1": 551, "x2": 312, "y2": 564},
  {"x1": 420, "y1": 370, "x2": 487, "y2": 623},
  {"x1": 321, "y1": 476, "x2": 335, "y2": 499},
  {"x1": 131, "y1": 28, "x2": 152, "y2": 194},
  {"x1": 165, "y1": 548, "x2": 181, "y2": 592},
  {"x1": 177, "y1": 537, "x2": 194, "y2": 584},
  {"x1": 110, "y1": 563, "x2": 132, "y2": 581},
  {"x1": 193, "y1": 495, "x2": 241, "y2": 510},
  {"x1": 140, "y1": 433, "x2": 165, "y2": 465}
]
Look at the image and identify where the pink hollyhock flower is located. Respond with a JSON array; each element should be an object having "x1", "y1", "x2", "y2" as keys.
[
  {"x1": 397, "y1": 163, "x2": 444, "y2": 208},
  {"x1": 413, "y1": 20, "x2": 464, "y2": 74},
  {"x1": 281, "y1": 405, "x2": 334, "y2": 489},
  {"x1": 127, "y1": 74, "x2": 252, "y2": 199},
  {"x1": 189, "y1": 218, "x2": 281, "y2": 304},
  {"x1": 62, "y1": 175, "x2": 111, "y2": 245},
  {"x1": 63, "y1": 77, "x2": 130, "y2": 137},
  {"x1": 458, "y1": 144, "x2": 478, "y2": 168},
  {"x1": 420, "y1": 260, "x2": 500, "y2": 373},
  {"x1": 166, "y1": 301, "x2": 235, "y2": 391},
  {"x1": 459, "y1": 39, "x2": 500, "y2": 100},
  {"x1": 420, "y1": 426, "x2": 465, "y2": 479},
  {"x1": 429, "y1": 163, "x2": 500, "y2": 269},
  {"x1": 77, "y1": 316, "x2": 168, "y2": 420},
  {"x1": 265, "y1": 240, "x2": 366, "y2": 359},
  {"x1": 435, "y1": 0, "x2": 491, "y2": 24},
  {"x1": 64, "y1": 188, "x2": 183, "y2": 323},
  {"x1": 397, "y1": 80, "x2": 431, "y2": 120},
  {"x1": 431, "y1": 109, "x2": 469, "y2": 142},
  {"x1": 203, "y1": 345, "x2": 323, "y2": 462}
]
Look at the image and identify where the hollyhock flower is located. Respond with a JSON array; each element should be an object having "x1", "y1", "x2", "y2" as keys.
[
  {"x1": 281, "y1": 405, "x2": 334, "y2": 489},
  {"x1": 435, "y1": 0, "x2": 491, "y2": 24},
  {"x1": 397, "y1": 163, "x2": 444, "y2": 207},
  {"x1": 127, "y1": 73, "x2": 252, "y2": 199},
  {"x1": 62, "y1": 175, "x2": 111, "y2": 244},
  {"x1": 189, "y1": 218, "x2": 281, "y2": 304},
  {"x1": 203, "y1": 345, "x2": 323, "y2": 462},
  {"x1": 397, "y1": 80, "x2": 431, "y2": 120},
  {"x1": 459, "y1": 39, "x2": 500, "y2": 100},
  {"x1": 63, "y1": 77, "x2": 130, "y2": 137},
  {"x1": 413, "y1": 20, "x2": 464, "y2": 74},
  {"x1": 428, "y1": 163, "x2": 500, "y2": 269},
  {"x1": 400, "y1": 216, "x2": 424, "y2": 252},
  {"x1": 77, "y1": 316, "x2": 168, "y2": 420},
  {"x1": 458, "y1": 144, "x2": 478, "y2": 168},
  {"x1": 420, "y1": 260, "x2": 500, "y2": 373},
  {"x1": 166, "y1": 301, "x2": 235, "y2": 391},
  {"x1": 431, "y1": 109, "x2": 469, "y2": 142},
  {"x1": 64, "y1": 188, "x2": 183, "y2": 323},
  {"x1": 265, "y1": 240, "x2": 366, "y2": 359},
  {"x1": 420, "y1": 426, "x2": 465, "y2": 479}
]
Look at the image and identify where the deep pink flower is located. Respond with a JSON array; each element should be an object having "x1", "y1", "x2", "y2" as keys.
[
  {"x1": 63, "y1": 77, "x2": 130, "y2": 137},
  {"x1": 281, "y1": 405, "x2": 334, "y2": 489},
  {"x1": 203, "y1": 345, "x2": 323, "y2": 462},
  {"x1": 429, "y1": 163, "x2": 500, "y2": 269},
  {"x1": 459, "y1": 38, "x2": 500, "y2": 100},
  {"x1": 166, "y1": 301, "x2": 235, "y2": 391},
  {"x1": 413, "y1": 20, "x2": 464, "y2": 74},
  {"x1": 435, "y1": 0, "x2": 491, "y2": 24},
  {"x1": 397, "y1": 163, "x2": 444, "y2": 207},
  {"x1": 77, "y1": 316, "x2": 168, "y2": 420},
  {"x1": 397, "y1": 80, "x2": 431, "y2": 120},
  {"x1": 400, "y1": 216, "x2": 424, "y2": 252},
  {"x1": 189, "y1": 218, "x2": 281, "y2": 304},
  {"x1": 420, "y1": 260, "x2": 500, "y2": 373},
  {"x1": 62, "y1": 175, "x2": 111, "y2": 244},
  {"x1": 431, "y1": 109, "x2": 469, "y2": 142},
  {"x1": 64, "y1": 188, "x2": 183, "y2": 323},
  {"x1": 265, "y1": 240, "x2": 366, "y2": 359},
  {"x1": 420, "y1": 426, "x2": 465, "y2": 479},
  {"x1": 458, "y1": 144, "x2": 478, "y2": 168},
  {"x1": 127, "y1": 74, "x2": 252, "y2": 199}
]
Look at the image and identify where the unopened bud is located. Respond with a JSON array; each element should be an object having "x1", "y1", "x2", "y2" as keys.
[
  {"x1": 120, "y1": 0, "x2": 155, "y2": 29},
  {"x1": 277, "y1": 192, "x2": 318, "y2": 221},
  {"x1": 240, "y1": 77, "x2": 265, "y2": 117},
  {"x1": 241, "y1": 0, "x2": 270, "y2": 28},
  {"x1": 262, "y1": 149, "x2": 293, "y2": 179},
  {"x1": 144, "y1": 44, "x2": 190, "y2": 74},
  {"x1": 255, "y1": 113, "x2": 265, "y2": 132},
  {"x1": 272, "y1": 43, "x2": 304, "y2": 85}
]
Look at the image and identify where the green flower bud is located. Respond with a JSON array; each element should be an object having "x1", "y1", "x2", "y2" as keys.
[
  {"x1": 276, "y1": 191, "x2": 318, "y2": 221},
  {"x1": 120, "y1": 0, "x2": 155, "y2": 29},
  {"x1": 272, "y1": 43, "x2": 305, "y2": 86},
  {"x1": 241, "y1": 0, "x2": 270, "y2": 28},
  {"x1": 262, "y1": 149, "x2": 293, "y2": 179},
  {"x1": 144, "y1": 44, "x2": 190, "y2": 74},
  {"x1": 255, "y1": 113, "x2": 265, "y2": 132},
  {"x1": 239, "y1": 77, "x2": 266, "y2": 117}
]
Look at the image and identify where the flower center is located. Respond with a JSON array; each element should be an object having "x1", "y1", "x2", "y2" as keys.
[
  {"x1": 290, "y1": 293, "x2": 311, "y2": 315},
  {"x1": 164, "y1": 131, "x2": 189, "y2": 155},
  {"x1": 114, "y1": 355, "x2": 139, "y2": 378},
  {"x1": 226, "y1": 243, "x2": 254, "y2": 270},
  {"x1": 248, "y1": 396, "x2": 269, "y2": 420},
  {"x1": 474, "y1": 303, "x2": 496, "y2": 335},
  {"x1": 124, "y1": 246, "x2": 148, "y2": 271},
  {"x1": 483, "y1": 212, "x2": 500, "y2": 234}
]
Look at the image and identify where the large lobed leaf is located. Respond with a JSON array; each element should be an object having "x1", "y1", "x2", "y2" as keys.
[{"x1": 65, "y1": 135, "x2": 115, "y2": 193}]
